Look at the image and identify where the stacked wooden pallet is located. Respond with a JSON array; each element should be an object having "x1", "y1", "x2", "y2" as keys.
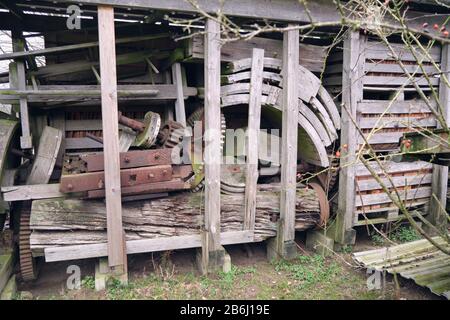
[{"x1": 325, "y1": 34, "x2": 441, "y2": 226}]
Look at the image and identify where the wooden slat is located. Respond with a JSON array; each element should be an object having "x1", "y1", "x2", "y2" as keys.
[
  {"x1": 356, "y1": 173, "x2": 433, "y2": 192},
  {"x1": 358, "y1": 116, "x2": 437, "y2": 129},
  {"x1": 0, "y1": 34, "x2": 168, "y2": 61},
  {"x1": 244, "y1": 48, "x2": 264, "y2": 231},
  {"x1": 354, "y1": 186, "x2": 432, "y2": 207},
  {"x1": 364, "y1": 62, "x2": 439, "y2": 75},
  {"x1": 171, "y1": 63, "x2": 187, "y2": 126},
  {"x1": 358, "y1": 100, "x2": 436, "y2": 114},
  {"x1": 362, "y1": 75, "x2": 439, "y2": 87},
  {"x1": 190, "y1": 34, "x2": 328, "y2": 73},
  {"x1": 280, "y1": 26, "x2": 299, "y2": 243},
  {"x1": 44, "y1": 231, "x2": 255, "y2": 263},
  {"x1": 204, "y1": 18, "x2": 222, "y2": 255},
  {"x1": 1, "y1": 184, "x2": 64, "y2": 201},
  {"x1": 358, "y1": 132, "x2": 408, "y2": 144},
  {"x1": 98, "y1": 5, "x2": 125, "y2": 268},
  {"x1": 355, "y1": 161, "x2": 433, "y2": 176},
  {"x1": 363, "y1": 41, "x2": 441, "y2": 62},
  {"x1": 16, "y1": 61, "x2": 32, "y2": 149}
]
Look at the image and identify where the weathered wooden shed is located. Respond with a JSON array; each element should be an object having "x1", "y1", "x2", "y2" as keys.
[{"x1": 0, "y1": 0, "x2": 448, "y2": 286}]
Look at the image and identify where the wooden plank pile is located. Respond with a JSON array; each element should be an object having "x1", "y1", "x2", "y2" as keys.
[{"x1": 326, "y1": 33, "x2": 440, "y2": 228}]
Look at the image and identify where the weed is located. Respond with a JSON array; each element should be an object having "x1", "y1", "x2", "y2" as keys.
[
  {"x1": 371, "y1": 233, "x2": 385, "y2": 246},
  {"x1": 81, "y1": 276, "x2": 95, "y2": 290},
  {"x1": 389, "y1": 226, "x2": 420, "y2": 243},
  {"x1": 274, "y1": 254, "x2": 342, "y2": 290}
]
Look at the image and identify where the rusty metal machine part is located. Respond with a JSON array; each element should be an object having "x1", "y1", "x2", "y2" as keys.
[
  {"x1": 220, "y1": 162, "x2": 246, "y2": 194},
  {"x1": 185, "y1": 107, "x2": 227, "y2": 192},
  {"x1": 134, "y1": 111, "x2": 161, "y2": 149},
  {"x1": 157, "y1": 120, "x2": 185, "y2": 148},
  {"x1": 19, "y1": 202, "x2": 37, "y2": 282}
]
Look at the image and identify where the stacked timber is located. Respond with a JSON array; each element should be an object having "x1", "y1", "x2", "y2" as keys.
[
  {"x1": 221, "y1": 57, "x2": 341, "y2": 168},
  {"x1": 29, "y1": 185, "x2": 321, "y2": 255}
]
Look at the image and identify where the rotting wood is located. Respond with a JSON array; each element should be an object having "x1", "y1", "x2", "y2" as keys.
[{"x1": 30, "y1": 185, "x2": 321, "y2": 255}]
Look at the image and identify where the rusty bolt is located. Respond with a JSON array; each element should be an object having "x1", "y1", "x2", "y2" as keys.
[
  {"x1": 98, "y1": 180, "x2": 104, "y2": 189},
  {"x1": 154, "y1": 153, "x2": 160, "y2": 160},
  {"x1": 162, "y1": 169, "x2": 168, "y2": 175},
  {"x1": 67, "y1": 184, "x2": 73, "y2": 191},
  {"x1": 124, "y1": 156, "x2": 130, "y2": 163},
  {"x1": 148, "y1": 173, "x2": 155, "y2": 179}
]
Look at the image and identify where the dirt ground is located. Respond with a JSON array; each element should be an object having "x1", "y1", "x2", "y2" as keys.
[{"x1": 15, "y1": 229, "x2": 442, "y2": 301}]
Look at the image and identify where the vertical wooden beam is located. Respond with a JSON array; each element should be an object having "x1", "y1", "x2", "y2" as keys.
[
  {"x1": 244, "y1": 48, "x2": 264, "y2": 231},
  {"x1": 171, "y1": 62, "x2": 187, "y2": 126},
  {"x1": 198, "y1": 17, "x2": 225, "y2": 274},
  {"x1": 430, "y1": 43, "x2": 450, "y2": 231},
  {"x1": 267, "y1": 25, "x2": 299, "y2": 260},
  {"x1": 334, "y1": 31, "x2": 363, "y2": 245},
  {"x1": 12, "y1": 31, "x2": 32, "y2": 149},
  {"x1": 97, "y1": 5, "x2": 127, "y2": 272}
]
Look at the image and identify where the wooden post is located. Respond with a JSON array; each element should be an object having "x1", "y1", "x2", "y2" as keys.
[
  {"x1": 333, "y1": 31, "x2": 363, "y2": 245},
  {"x1": 267, "y1": 25, "x2": 299, "y2": 260},
  {"x1": 171, "y1": 62, "x2": 187, "y2": 126},
  {"x1": 11, "y1": 31, "x2": 32, "y2": 149},
  {"x1": 97, "y1": 5, "x2": 127, "y2": 277},
  {"x1": 244, "y1": 48, "x2": 264, "y2": 231},
  {"x1": 198, "y1": 17, "x2": 225, "y2": 274},
  {"x1": 429, "y1": 43, "x2": 449, "y2": 231}
]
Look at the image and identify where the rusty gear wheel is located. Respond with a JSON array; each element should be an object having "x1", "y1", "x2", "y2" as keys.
[{"x1": 19, "y1": 202, "x2": 37, "y2": 282}]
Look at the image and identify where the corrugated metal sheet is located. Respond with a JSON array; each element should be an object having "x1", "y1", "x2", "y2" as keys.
[{"x1": 353, "y1": 236, "x2": 450, "y2": 299}]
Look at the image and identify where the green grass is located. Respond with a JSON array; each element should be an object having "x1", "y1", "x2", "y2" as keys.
[{"x1": 34, "y1": 254, "x2": 394, "y2": 300}]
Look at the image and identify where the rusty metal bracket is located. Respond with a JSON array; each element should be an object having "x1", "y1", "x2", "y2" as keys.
[{"x1": 60, "y1": 165, "x2": 173, "y2": 193}]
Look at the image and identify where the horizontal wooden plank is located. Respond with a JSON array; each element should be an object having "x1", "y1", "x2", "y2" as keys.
[
  {"x1": 0, "y1": 85, "x2": 198, "y2": 103},
  {"x1": 364, "y1": 62, "x2": 439, "y2": 75},
  {"x1": 0, "y1": 34, "x2": 169, "y2": 61},
  {"x1": 358, "y1": 100, "x2": 437, "y2": 114},
  {"x1": 189, "y1": 34, "x2": 328, "y2": 73},
  {"x1": 358, "y1": 132, "x2": 408, "y2": 144},
  {"x1": 356, "y1": 173, "x2": 433, "y2": 192},
  {"x1": 355, "y1": 199, "x2": 430, "y2": 214},
  {"x1": 354, "y1": 186, "x2": 432, "y2": 207},
  {"x1": 65, "y1": 138, "x2": 103, "y2": 150},
  {"x1": 358, "y1": 116, "x2": 437, "y2": 129},
  {"x1": 1, "y1": 184, "x2": 64, "y2": 202},
  {"x1": 363, "y1": 41, "x2": 441, "y2": 62},
  {"x1": 355, "y1": 161, "x2": 433, "y2": 176},
  {"x1": 362, "y1": 75, "x2": 439, "y2": 86},
  {"x1": 44, "y1": 230, "x2": 255, "y2": 262},
  {"x1": 353, "y1": 209, "x2": 429, "y2": 226}
]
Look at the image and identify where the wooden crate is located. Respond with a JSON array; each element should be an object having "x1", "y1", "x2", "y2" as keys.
[{"x1": 353, "y1": 161, "x2": 432, "y2": 225}]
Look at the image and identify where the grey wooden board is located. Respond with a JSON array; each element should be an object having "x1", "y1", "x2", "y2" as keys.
[
  {"x1": 0, "y1": 34, "x2": 169, "y2": 61},
  {"x1": 358, "y1": 132, "x2": 412, "y2": 144},
  {"x1": 356, "y1": 173, "x2": 433, "y2": 192},
  {"x1": 355, "y1": 161, "x2": 433, "y2": 177},
  {"x1": 358, "y1": 116, "x2": 437, "y2": 129},
  {"x1": 364, "y1": 62, "x2": 439, "y2": 74},
  {"x1": 354, "y1": 186, "x2": 432, "y2": 207},
  {"x1": 363, "y1": 41, "x2": 441, "y2": 62},
  {"x1": 317, "y1": 86, "x2": 341, "y2": 130},
  {"x1": 2, "y1": 184, "x2": 64, "y2": 201},
  {"x1": 310, "y1": 97, "x2": 338, "y2": 140},
  {"x1": 190, "y1": 34, "x2": 328, "y2": 73},
  {"x1": 44, "y1": 230, "x2": 254, "y2": 262},
  {"x1": 27, "y1": 126, "x2": 63, "y2": 185},
  {"x1": 358, "y1": 100, "x2": 437, "y2": 114},
  {"x1": 65, "y1": 138, "x2": 103, "y2": 150}
]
